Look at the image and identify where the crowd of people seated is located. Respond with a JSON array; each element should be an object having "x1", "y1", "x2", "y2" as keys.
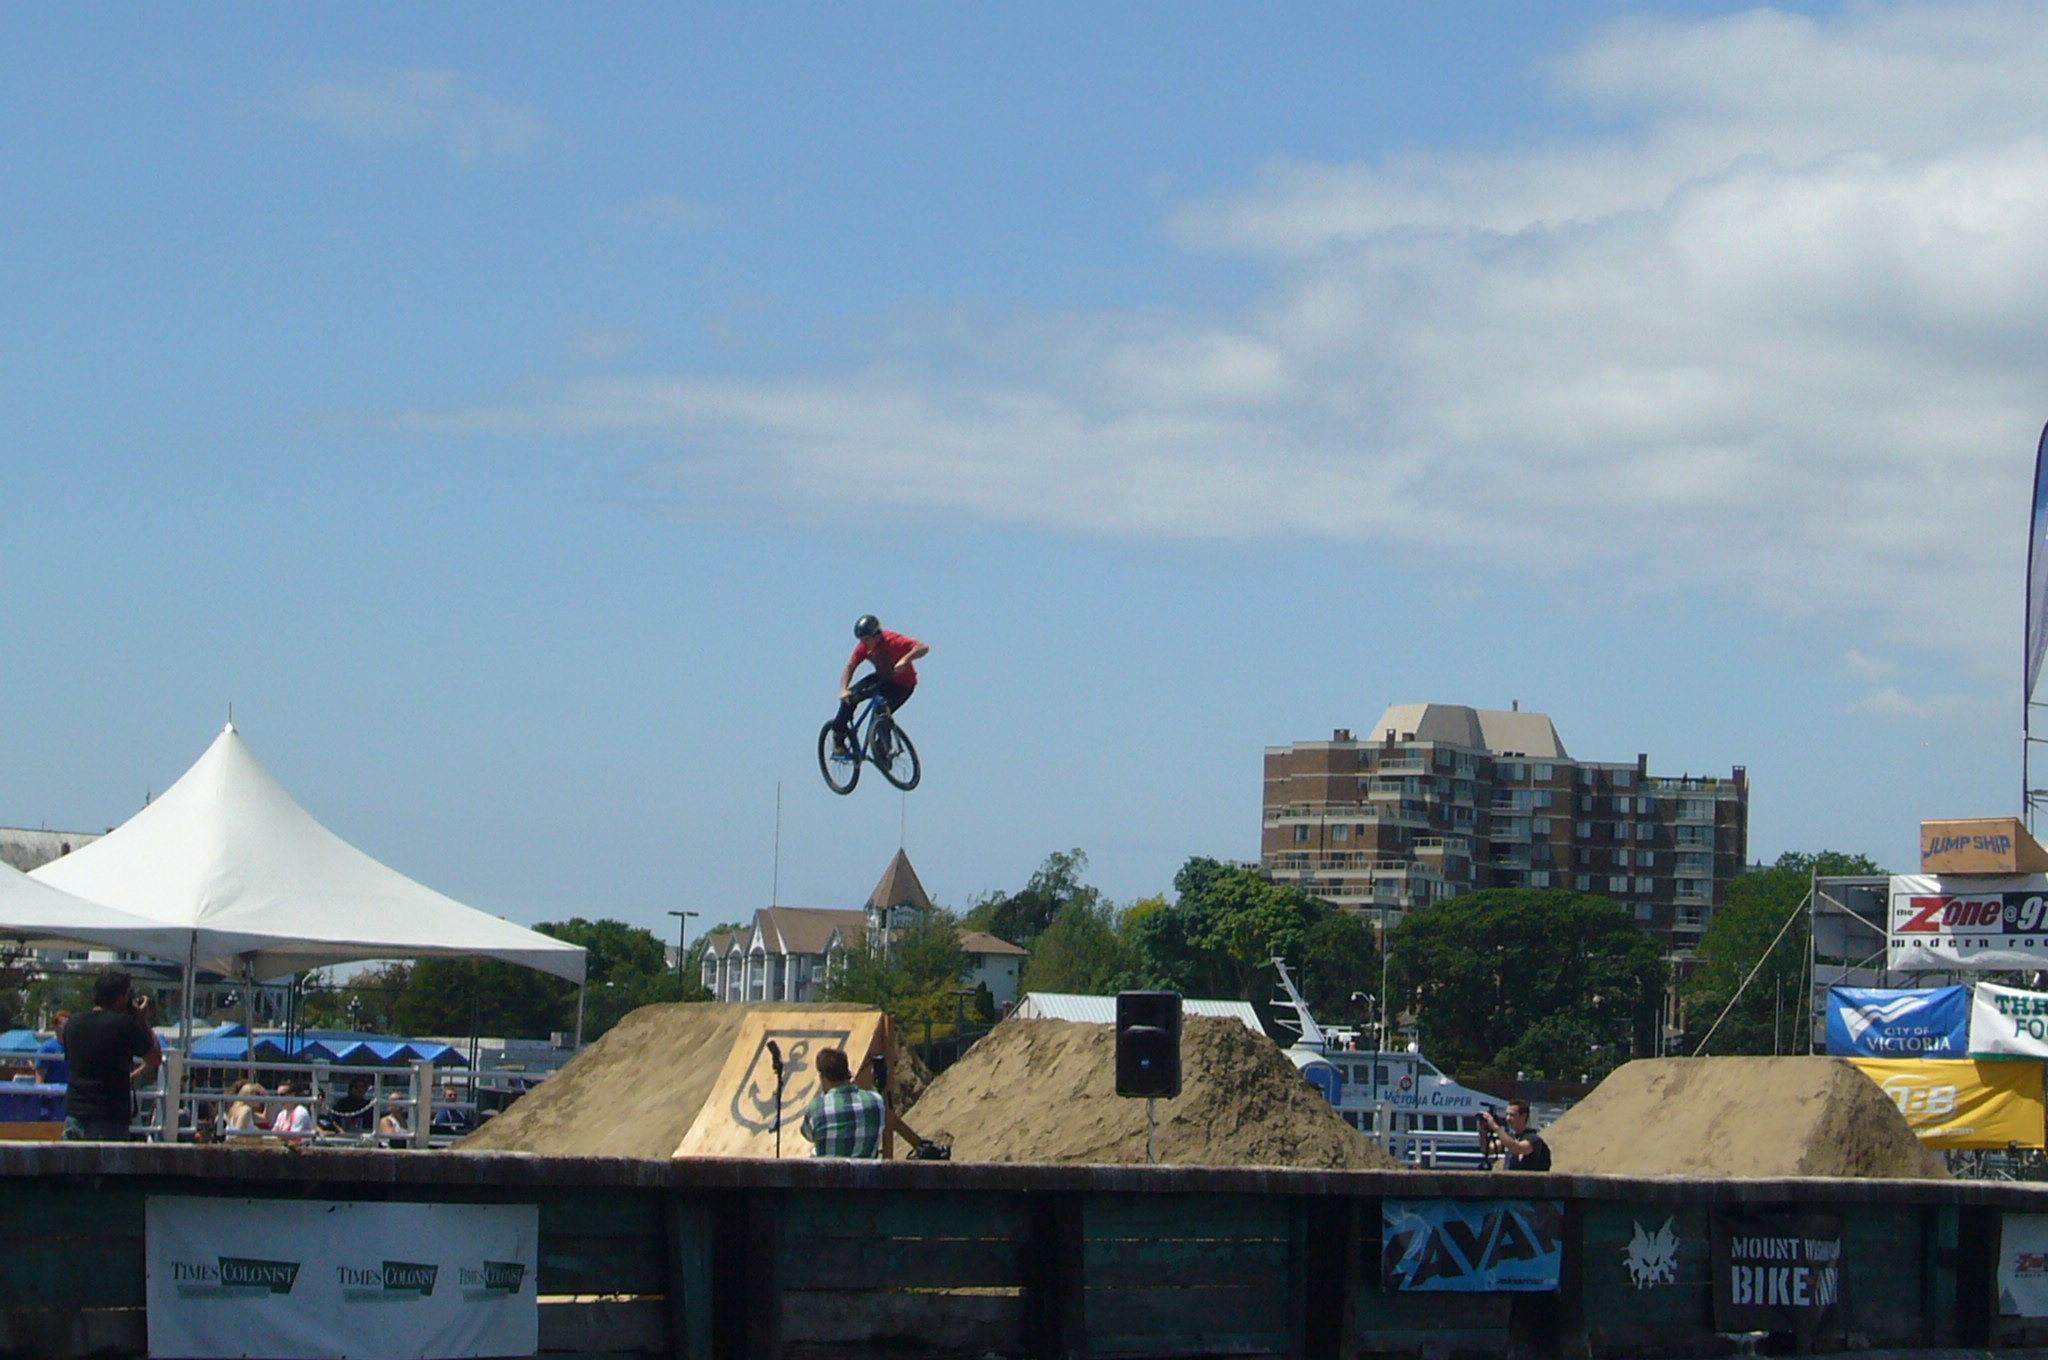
[{"x1": 197, "y1": 1073, "x2": 464, "y2": 1144}]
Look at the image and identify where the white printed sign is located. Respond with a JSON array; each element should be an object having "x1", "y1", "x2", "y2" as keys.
[
  {"x1": 1971, "y1": 980, "x2": 2048, "y2": 1058},
  {"x1": 1889, "y1": 874, "x2": 2048, "y2": 970},
  {"x1": 2001, "y1": 1212, "x2": 2048, "y2": 1317},
  {"x1": 146, "y1": 1197, "x2": 537, "y2": 1360}
]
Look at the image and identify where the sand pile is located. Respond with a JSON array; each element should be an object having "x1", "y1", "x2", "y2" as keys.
[
  {"x1": 902, "y1": 1015, "x2": 1399, "y2": 1169},
  {"x1": 1544, "y1": 1057, "x2": 1949, "y2": 1179},
  {"x1": 459, "y1": 1001, "x2": 885, "y2": 1159}
]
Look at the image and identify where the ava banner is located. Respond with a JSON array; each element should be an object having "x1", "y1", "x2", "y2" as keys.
[
  {"x1": 1711, "y1": 1209, "x2": 1845, "y2": 1336},
  {"x1": 146, "y1": 1197, "x2": 538, "y2": 1360},
  {"x1": 2001, "y1": 1213, "x2": 2048, "y2": 1316},
  {"x1": 1825, "y1": 986, "x2": 1968, "y2": 1057},
  {"x1": 1381, "y1": 1199, "x2": 1563, "y2": 1292},
  {"x1": 1888, "y1": 875, "x2": 2048, "y2": 970},
  {"x1": 1848, "y1": 1057, "x2": 2046, "y2": 1148},
  {"x1": 1971, "y1": 981, "x2": 2048, "y2": 1058}
]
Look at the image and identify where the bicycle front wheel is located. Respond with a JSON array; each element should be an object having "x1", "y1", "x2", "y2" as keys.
[
  {"x1": 818, "y1": 721, "x2": 861, "y2": 794},
  {"x1": 870, "y1": 721, "x2": 920, "y2": 791}
]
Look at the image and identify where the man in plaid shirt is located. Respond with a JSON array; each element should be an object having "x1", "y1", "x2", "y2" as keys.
[{"x1": 800, "y1": 1047, "x2": 888, "y2": 1157}]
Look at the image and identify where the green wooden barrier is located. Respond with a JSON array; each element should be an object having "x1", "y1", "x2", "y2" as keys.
[{"x1": 0, "y1": 1145, "x2": 2038, "y2": 1359}]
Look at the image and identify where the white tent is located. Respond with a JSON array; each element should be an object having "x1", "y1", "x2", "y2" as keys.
[
  {"x1": 0, "y1": 860, "x2": 195, "y2": 962},
  {"x1": 31, "y1": 724, "x2": 587, "y2": 989}
]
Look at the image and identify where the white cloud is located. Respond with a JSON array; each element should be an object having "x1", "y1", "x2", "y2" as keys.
[
  {"x1": 442, "y1": 2, "x2": 2048, "y2": 678},
  {"x1": 283, "y1": 69, "x2": 546, "y2": 161}
]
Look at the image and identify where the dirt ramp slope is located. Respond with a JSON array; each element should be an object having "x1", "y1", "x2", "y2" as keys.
[
  {"x1": 459, "y1": 1001, "x2": 881, "y2": 1159},
  {"x1": 1545, "y1": 1057, "x2": 1948, "y2": 1179},
  {"x1": 903, "y1": 1015, "x2": 1399, "y2": 1169}
]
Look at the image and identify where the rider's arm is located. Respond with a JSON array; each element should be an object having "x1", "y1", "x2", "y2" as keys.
[
  {"x1": 839, "y1": 655, "x2": 862, "y2": 699},
  {"x1": 891, "y1": 641, "x2": 929, "y2": 676}
]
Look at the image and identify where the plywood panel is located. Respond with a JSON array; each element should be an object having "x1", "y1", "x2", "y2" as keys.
[{"x1": 674, "y1": 1011, "x2": 890, "y2": 1159}]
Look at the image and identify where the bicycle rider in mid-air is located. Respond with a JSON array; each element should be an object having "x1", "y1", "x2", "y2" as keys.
[{"x1": 832, "y1": 615, "x2": 928, "y2": 758}]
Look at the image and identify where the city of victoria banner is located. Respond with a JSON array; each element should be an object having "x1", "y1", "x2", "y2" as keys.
[
  {"x1": 1824, "y1": 986, "x2": 1969, "y2": 1057},
  {"x1": 1381, "y1": 1199, "x2": 1563, "y2": 1292},
  {"x1": 145, "y1": 1197, "x2": 537, "y2": 1360},
  {"x1": 1711, "y1": 1209, "x2": 1845, "y2": 1337},
  {"x1": 1888, "y1": 874, "x2": 2048, "y2": 970}
]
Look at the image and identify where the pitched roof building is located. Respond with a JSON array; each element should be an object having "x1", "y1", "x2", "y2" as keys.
[{"x1": 701, "y1": 850, "x2": 1027, "y2": 1006}]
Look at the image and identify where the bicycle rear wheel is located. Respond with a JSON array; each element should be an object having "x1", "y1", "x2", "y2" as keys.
[
  {"x1": 870, "y1": 719, "x2": 920, "y2": 791},
  {"x1": 818, "y1": 721, "x2": 861, "y2": 794}
]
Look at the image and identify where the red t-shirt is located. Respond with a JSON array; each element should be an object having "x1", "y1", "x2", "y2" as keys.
[{"x1": 852, "y1": 631, "x2": 921, "y2": 687}]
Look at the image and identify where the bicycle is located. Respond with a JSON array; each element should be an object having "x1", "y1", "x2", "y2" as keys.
[{"x1": 817, "y1": 679, "x2": 921, "y2": 794}]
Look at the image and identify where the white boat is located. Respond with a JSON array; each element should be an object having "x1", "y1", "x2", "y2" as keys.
[{"x1": 1269, "y1": 958, "x2": 1502, "y2": 1169}]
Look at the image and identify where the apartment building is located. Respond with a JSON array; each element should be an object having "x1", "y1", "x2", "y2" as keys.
[{"x1": 1262, "y1": 703, "x2": 1747, "y2": 954}]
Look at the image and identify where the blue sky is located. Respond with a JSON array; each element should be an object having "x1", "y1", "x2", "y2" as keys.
[{"x1": 3, "y1": 2, "x2": 2041, "y2": 944}]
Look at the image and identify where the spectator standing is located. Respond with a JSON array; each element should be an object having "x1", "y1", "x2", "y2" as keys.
[
  {"x1": 35, "y1": 1011, "x2": 70, "y2": 1085},
  {"x1": 1480, "y1": 1099, "x2": 1552, "y2": 1171},
  {"x1": 59, "y1": 970, "x2": 161, "y2": 1141}
]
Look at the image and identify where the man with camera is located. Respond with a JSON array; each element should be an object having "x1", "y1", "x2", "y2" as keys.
[
  {"x1": 60, "y1": 968, "x2": 162, "y2": 1142},
  {"x1": 798, "y1": 1047, "x2": 943, "y2": 1159},
  {"x1": 1479, "y1": 1099, "x2": 1551, "y2": 1171}
]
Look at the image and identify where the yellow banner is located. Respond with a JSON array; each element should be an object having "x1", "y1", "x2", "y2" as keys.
[{"x1": 1850, "y1": 1057, "x2": 2045, "y2": 1148}]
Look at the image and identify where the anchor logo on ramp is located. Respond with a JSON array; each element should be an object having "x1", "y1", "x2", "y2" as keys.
[{"x1": 731, "y1": 1029, "x2": 852, "y2": 1133}]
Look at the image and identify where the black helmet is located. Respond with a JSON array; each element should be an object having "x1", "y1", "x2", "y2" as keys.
[{"x1": 854, "y1": 615, "x2": 881, "y2": 639}]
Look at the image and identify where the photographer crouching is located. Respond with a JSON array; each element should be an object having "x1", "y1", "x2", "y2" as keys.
[
  {"x1": 1479, "y1": 1099, "x2": 1551, "y2": 1171},
  {"x1": 60, "y1": 968, "x2": 162, "y2": 1142}
]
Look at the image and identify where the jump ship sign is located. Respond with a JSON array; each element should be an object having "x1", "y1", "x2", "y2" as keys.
[{"x1": 1887, "y1": 874, "x2": 2048, "y2": 971}]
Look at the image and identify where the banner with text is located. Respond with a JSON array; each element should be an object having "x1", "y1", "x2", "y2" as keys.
[
  {"x1": 2001, "y1": 1212, "x2": 2048, "y2": 1316},
  {"x1": 1825, "y1": 986, "x2": 1969, "y2": 1058},
  {"x1": 1972, "y1": 981, "x2": 2048, "y2": 1058},
  {"x1": 1381, "y1": 1199, "x2": 1563, "y2": 1293},
  {"x1": 146, "y1": 1197, "x2": 537, "y2": 1360},
  {"x1": 1712, "y1": 1209, "x2": 1845, "y2": 1336},
  {"x1": 1848, "y1": 1057, "x2": 2046, "y2": 1148},
  {"x1": 1888, "y1": 874, "x2": 2048, "y2": 970}
]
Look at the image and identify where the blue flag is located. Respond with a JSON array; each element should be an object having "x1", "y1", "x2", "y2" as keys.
[{"x1": 1825, "y1": 986, "x2": 1969, "y2": 1057}]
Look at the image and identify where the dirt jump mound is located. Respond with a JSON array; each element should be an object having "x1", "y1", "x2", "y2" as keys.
[
  {"x1": 459, "y1": 1002, "x2": 890, "y2": 1160},
  {"x1": 1544, "y1": 1056, "x2": 1948, "y2": 1179},
  {"x1": 902, "y1": 1015, "x2": 1399, "y2": 1169}
]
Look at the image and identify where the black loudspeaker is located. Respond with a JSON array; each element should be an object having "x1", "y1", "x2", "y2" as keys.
[{"x1": 1115, "y1": 990, "x2": 1183, "y2": 1098}]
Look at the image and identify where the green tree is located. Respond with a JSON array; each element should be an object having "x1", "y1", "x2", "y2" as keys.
[
  {"x1": 1128, "y1": 858, "x2": 1325, "y2": 1007},
  {"x1": 1683, "y1": 850, "x2": 1886, "y2": 1056},
  {"x1": 825, "y1": 908, "x2": 971, "y2": 1028},
  {"x1": 1019, "y1": 899, "x2": 1143, "y2": 995},
  {"x1": 394, "y1": 918, "x2": 676, "y2": 1043},
  {"x1": 961, "y1": 849, "x2": 1101, "y2": 950},
  {"x1": 1391, "y1": 888, "x2": 1665, "y2": 1078},
  {"x1": 1298, "y1": 909, "x2": 1384, "y2": 1031}
]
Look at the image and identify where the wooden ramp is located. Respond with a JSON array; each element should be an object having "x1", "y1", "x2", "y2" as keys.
[{"x1": 674, "y1": 1010, "x2": 890, "y2": 1158}]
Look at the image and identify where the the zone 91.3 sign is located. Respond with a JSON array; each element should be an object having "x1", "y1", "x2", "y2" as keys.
[{"x1": 1888, "y1": 874, "x2": 2048, "y2": 971}]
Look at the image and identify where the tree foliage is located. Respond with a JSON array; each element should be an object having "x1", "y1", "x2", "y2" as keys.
[
  {"x1": 390, "y1": 918, "x2": 676, "y2": 1043},
  {"x1": 1391, "y1": 888, "x2": 1665, "y2": 1079},
  {"x1": 1682, "y1": 850, "x2": 1886, "y2": 1056},
  {"x1": 1020, "y1": 899, "x2": 1143, "y2": 995},
  {"x1": 824, "y1": 907, "x2": 970, "y2": 1023},
  {"x1": 1126, "y1": 859, "x2": 1326, "y2": 1013},
  {"x1": 961, "y1": 849, "x2": 1101, "y2": 950}
]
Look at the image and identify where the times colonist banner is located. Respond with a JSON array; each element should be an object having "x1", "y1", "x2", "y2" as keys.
[
  {"x1": 146, "y1": 1197, "x2": 538, "y2": 1360},
  {"x1": 1847, "y1": 1057, "x2": 2046, "y2": 1148},
  {"x1": 1825, "y1": 986, "x2": 1969, "y2": 1057},
  {"x1": 1888, "y1": 874, "x2": 2048, "y2": 970}
]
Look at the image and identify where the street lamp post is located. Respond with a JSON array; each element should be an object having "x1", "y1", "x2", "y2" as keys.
[{"x1": 668, "y1": 910, "x2": 699, "y2": 1000}]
